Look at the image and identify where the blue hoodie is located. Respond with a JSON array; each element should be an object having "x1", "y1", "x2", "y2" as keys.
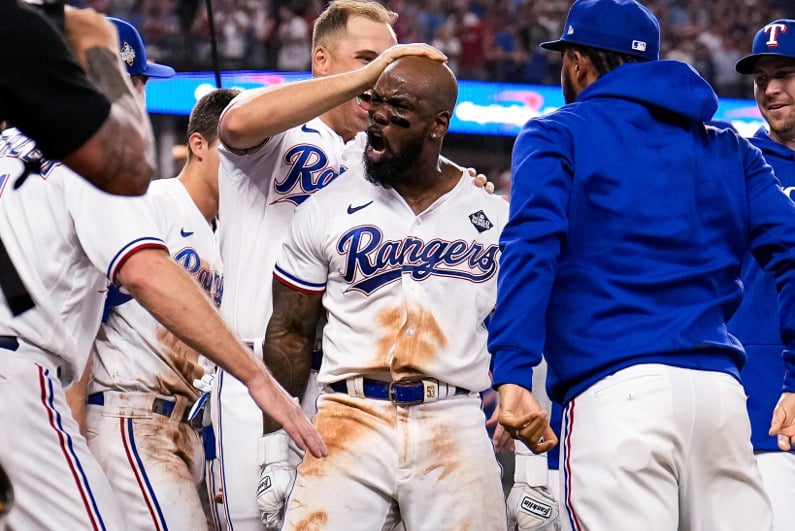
[
  {"x1": 490, "y1": 60, "x2": 795, "y2": 405},
  {"x1": 729, "y1": 127, "x2": 795, "y2": 452}
]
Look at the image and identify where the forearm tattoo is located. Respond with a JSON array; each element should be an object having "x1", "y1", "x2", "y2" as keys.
[{"x1": 83, "y1": 47, "x2": 133, "y2": 103}]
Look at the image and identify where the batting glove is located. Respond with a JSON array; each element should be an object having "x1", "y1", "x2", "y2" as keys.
[
  {"x1": 256, "y1": 430, "x2": 295, "y2": 530},
  {"x1": 507, "y1": 443, "x2": 561, "y2": 531}
]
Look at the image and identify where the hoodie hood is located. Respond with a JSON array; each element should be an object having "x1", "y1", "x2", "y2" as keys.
[{"x1": 578, "y1": 60, "x2": 718, "y2": 123}]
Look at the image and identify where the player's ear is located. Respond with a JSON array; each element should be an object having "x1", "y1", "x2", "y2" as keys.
[
  {"x1": 313, "y1": 45, "x2": 330, "y2": 76},
  {"x1": 187, "y1": 132, "x2": 206, "y2": 161},
  {"x1": 431, "y1": 111, "x2": 450, "y2": 140}
]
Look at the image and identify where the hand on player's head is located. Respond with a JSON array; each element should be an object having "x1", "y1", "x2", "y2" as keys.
[{"x1": 364, "y1": 43, "x2": 447, "y2": 86}]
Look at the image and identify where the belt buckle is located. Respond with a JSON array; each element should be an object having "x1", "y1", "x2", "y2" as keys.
[{"x1": 388, "y1": 379, "x2": 439, "y2": 406}]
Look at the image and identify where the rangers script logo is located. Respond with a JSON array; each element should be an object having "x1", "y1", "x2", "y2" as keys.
[
  {"x1": 273, "y1": 145, "x2": 346, "y2": 206},
  {"x1": 337, "y1": 226, "x2": 499, "y2": 294}
]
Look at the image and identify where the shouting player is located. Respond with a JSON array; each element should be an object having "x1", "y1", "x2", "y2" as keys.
[
  {"x1": 268, "y1": 54, "x2": 507, "y2": 531},
  {"x1": 212, "y1": 3, "x2": 447, "y2": 528}
]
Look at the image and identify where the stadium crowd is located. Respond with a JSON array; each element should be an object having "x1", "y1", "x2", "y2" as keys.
[{"x1": 71, "y1": 0, "x2": 795, "y2": 99}]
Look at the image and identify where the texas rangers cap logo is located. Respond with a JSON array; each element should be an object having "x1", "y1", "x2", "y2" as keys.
[{"x1": 120, "y1": 41, "x2": 136, "y2": 67}]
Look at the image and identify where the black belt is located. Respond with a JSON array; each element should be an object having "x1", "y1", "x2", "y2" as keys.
[
  {"x1": 245, "y1": 342, "x2": 322, "y2": 371},
  {"x1": 0, "y1": 336, "x2": 19, "y2": 351},
  {"x1": 329, "y1": 378, "x2": 470, "y2": 406},
  {"x1": 87, "y1": 392, "x2": 192, "y2": 423}
]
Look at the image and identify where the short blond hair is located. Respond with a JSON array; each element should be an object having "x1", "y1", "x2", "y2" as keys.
[{"x1": 312, "y1": 0, "x2": 398, "y2": 50}]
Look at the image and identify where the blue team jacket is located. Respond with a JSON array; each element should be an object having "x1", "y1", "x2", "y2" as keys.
[
  {"x1": 729, "y1": 128, "x2": 795, "y2": 452},
  {"x1": 490, "y1": 60, "x2": 795, "y2": 405}
]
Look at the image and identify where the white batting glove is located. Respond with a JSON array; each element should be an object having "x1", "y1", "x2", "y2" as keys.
[
  {"x1": 256, "y1": 430, "x2": 295, "y2": 530},
  {"x1": 507, "y1": 443, "x2": 561, "y2": 531}
]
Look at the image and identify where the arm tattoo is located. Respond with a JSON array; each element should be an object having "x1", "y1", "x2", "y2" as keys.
[
  {"x1": 262, "y1": 280, "x2": 323, "y2": 433},
  {"x1": 83, "y1": 47, "x2": 133, "y2": 103},
  {"x1": 81, "y1": 47, "x2": 156, "y2": 192}
]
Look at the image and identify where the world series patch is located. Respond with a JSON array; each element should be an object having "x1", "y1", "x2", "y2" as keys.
[{"x1": 469, "y1": 210, "x2": 493, "y2": 233}]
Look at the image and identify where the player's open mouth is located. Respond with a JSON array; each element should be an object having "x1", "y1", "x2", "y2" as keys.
[{"x1": 366, "y1": 127, "x2": 387, "y2": 155}]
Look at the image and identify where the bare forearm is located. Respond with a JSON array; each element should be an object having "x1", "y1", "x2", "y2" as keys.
[
  {"x1": 262, "y1": 280, "x2": 322, "y2": 433},
  {"x1": 64, "y1": 47, "x2": 155, "y2": 195},
  {"x1": 119, "y1": 250, "x2": 263, "y2": 384},
  {"x1": 220, "y1": 43, "x2": 448, "y2": 150},
  {"x1": 220, "y1": 70, "x2": 370, "y2": 150}
]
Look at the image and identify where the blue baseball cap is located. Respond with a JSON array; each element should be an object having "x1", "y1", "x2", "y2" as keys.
[
  {"x1": 540, "y1": 0, "x2": 660, "y2": 61},
  {"x1": 108, "y1": 17, "x2": 175, "y2": 78},
  {"x1": 736, "y1": 20, "x2": 795, "y2": 74}
]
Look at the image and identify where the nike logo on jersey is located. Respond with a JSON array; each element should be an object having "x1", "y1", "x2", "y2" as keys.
[
  {"x1": 180, "y1": 228, "x2": 194, "y2": 237},
  {"x1": 347, "y1": 201, "x2": 373, "y2": 214},
  {"x1": 301, "y1": 124, "x2": 320, "y2": 134}
]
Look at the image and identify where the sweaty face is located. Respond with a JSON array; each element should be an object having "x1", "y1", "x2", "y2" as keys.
[
  {"x1": 363, "y1": 71, "x2": 431, "y2": 189},
  {"x1": 323, "y1": 16, "x2": 397, "y2": 137},
  {"x1": 754, "y1": 56, "x2": 795, "y2": 148}
]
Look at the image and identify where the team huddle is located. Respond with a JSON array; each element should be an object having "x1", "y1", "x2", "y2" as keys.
[{"x1": 3, "y1": 0, "x2": 795, "y2": 530}]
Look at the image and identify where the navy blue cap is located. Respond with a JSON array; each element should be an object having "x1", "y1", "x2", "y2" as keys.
[
  {"x1": 736, "y1": 20, "x2": 795, "y2": 74},
  {"x1": 540, "y1": 0, "x2": 660, "y2": 61},
  {"x1": 108, "y1": 17, "x2": 175, "y2": 78}
]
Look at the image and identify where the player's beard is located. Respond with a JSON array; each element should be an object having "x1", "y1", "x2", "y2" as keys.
[
  {"x1": 562, "y1": 65, "x2": 577, "y2": 105},
  {"x1": 364, "y1": 135, "x2": 424, "y2": 189}
]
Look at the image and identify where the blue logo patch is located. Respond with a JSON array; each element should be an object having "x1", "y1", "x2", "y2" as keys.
[{"x1": 468, "y1": 210, "x2": 493, "y2": 233}]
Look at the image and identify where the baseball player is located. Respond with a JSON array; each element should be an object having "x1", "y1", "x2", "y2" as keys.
[
  {"x1": 732, "y1": 19, "x2": 795, "y2": 531},
  {"x1": 267, "y1": 54, "x2": 507, "y2": 530},
  {"x1": 80, "y1": 88, "x2": 239, "y2": 531},
  {"x1": 212, "y1": 3, "x2": 438, "y2": 528},
  {"x1": 0, "y1": 131, "x2": 323, "y2": 531},
  {"x1": 489, "y1": 0, "x2": 795, "y2": 529}
]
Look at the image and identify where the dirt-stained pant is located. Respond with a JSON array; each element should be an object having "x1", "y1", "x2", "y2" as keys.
[
  {"x1": 284, "y1": 392, "x2": 506, "y2": 531},
  {"x1": 86, "y1": 392, "x2": 207, "y2": 531}
]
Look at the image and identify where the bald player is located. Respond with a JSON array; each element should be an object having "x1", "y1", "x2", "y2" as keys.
[
  {"x1": 267, "y1": 54, "x2": 507, "y2": 530},
  {"x1": 212, "y1": 3, "x2": 448, "y2": 529}
]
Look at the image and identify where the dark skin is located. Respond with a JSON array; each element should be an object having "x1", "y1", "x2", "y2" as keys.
[{"x1": 262, "y1": 56, "x2": 461, "y2": 433}]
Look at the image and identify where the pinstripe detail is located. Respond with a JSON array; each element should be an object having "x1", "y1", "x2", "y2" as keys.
[
  {"x1": 216, "y1": 369, "x2": 236, "y2": 530},
  {"x1": 563, "y1": 400, "x2": 582, "y2": 531},
  {"x1": 119, "y1": 418, "x2": 169, "y2": 530},
  {"x1": 38, "y1": 366, "x2": 106, "y2": 531},
  {"x1": 205, "y1": 458, "x2": 224, "y2": 530}
]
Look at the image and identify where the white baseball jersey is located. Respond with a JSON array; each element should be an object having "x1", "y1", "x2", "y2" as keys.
[
  {"x1": 218, "y1": 116, "x2": 365, "y2": 339},
  {"x1": 89, "y1": 177, "x2": 222, "y2": 401},
  {"x1": 85, "y1": 177, "x2": 223, "y2": 531},
  {"x1": 0, "y1": 128, "x2": 167, "y2": 384},
  {"x1": 214, "y1": 117, "x2": 363, "y2": 530},
  {"x1": 275, "y1": 168, "x2": 508, "y2": 393},
  {"x1": 278, "y1": 167, "x2": 510, "y2": 531},
  {"x1": 0, "y1": 128, "x2": 166, "y2": 531}
]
